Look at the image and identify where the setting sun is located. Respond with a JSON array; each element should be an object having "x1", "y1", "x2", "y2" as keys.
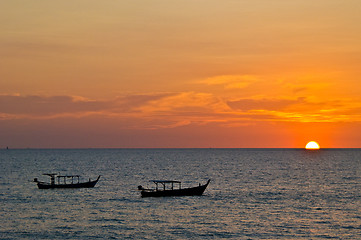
[{"x1": 305, "y1": 141, "x2": 320, "y2": 150}]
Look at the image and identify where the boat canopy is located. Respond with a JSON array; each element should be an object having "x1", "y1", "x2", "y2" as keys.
[
  {"x1": 149, "y1": 180, "x2": 182, "y2": 191},
  {"x1": 57, "y1": 175, "x2": 81, "y2": 178},
  {"x1": 150, "y1": 180, "x2": 181, "y2": 183},
  {"x1": 43, "y1": 173, "x2": 81, "y2": 178},
  {"x1": 43, "y1": 173, "x2": 57, "y2": 177},
  {"x1": 42, "y1": 173, "x2": 82, "y2": 184}
]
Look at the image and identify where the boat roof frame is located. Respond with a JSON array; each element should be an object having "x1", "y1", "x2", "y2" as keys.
[
  {"x1": 43, "y1": 173, "x2": 57, "y2": 177},
  {"x1": 150, "y1": 180, "x2": 181, "y2": 183},
  {"x1": 43, "y1": 173, "x2": 81, "y2": 178},
  {"x1": 57, "y1": 175, "x2": 80, "y2": 178}
]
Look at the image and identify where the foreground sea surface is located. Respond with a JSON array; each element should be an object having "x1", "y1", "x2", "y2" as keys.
[{"x1": 1, "y1": 148, "x2": 360, "y2": 239}]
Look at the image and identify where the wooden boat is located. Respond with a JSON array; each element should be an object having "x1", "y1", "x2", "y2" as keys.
[
  {"x1": 34, "y1": 173, "x2": 101, "y2": 189},
  {"x1": 138, "y1": 179, "x2": 210, "y2": 197}
]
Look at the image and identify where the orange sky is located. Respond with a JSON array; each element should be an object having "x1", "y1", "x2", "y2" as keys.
[{"x1": 1, "y1": 0, "x2": 361, "y2": 148}]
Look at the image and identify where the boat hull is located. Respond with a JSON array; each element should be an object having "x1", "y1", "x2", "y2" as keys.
[
  {"x1": 36, "y1": 176, "x2": 100, "y2": 189},
  {"x1": 141, "y1": 179, "x2": 210, "y2": 197}
]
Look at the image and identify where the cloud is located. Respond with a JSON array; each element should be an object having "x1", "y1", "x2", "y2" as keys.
[
  {"x1": 1, "y1": 92, "x2": 361, "y2": 131},
  {"x1": 226, "y1": 96, "x2": 361, "y2": 123},
  {"x1": 197, "y1": 75, "x2": 259, "y2": 89},
  {"x1": 0, "y1": 38, "x2": 84, "y2": 59},
  {"x1": 132, "y1": 92, "x2": 226, "y2": 129},
  {"x1": 0, "y1": 93, "x2": 174, "y2": 118},
  {"x1": 0, "y1": 95, "x2": 106, "y2": 116},
  {"x1": 227, "y1": 97, "x2": 310, "y2": 112}
]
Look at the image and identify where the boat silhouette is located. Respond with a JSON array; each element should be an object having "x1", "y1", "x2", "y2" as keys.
[
  {"x1": 34, "y1": 173, "x2": 100, "y2": 189},
  {"x1": 138, "y1": 179, "x2": 210, "y2": 197}
]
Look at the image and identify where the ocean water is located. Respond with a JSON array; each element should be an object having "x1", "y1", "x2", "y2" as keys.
[{"x1": 0, "y1": 148, "x2": 360, "y2": 239}]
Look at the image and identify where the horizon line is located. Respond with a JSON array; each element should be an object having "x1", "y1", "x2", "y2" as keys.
[{"x1": 2, "y1": 147, "x2": 361, "y2": 150}]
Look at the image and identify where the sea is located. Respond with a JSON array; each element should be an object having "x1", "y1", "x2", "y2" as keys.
[{"x1": 0, "y1": 148, "x2": 360, "y2": 239}]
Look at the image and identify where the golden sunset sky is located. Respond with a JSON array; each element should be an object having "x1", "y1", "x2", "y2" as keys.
[{"x1": 1, "y1": 0, "x2": 361, "y2": 148}]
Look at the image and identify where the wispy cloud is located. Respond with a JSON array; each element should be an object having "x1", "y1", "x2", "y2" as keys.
[
  {"x1": 1, "y1": 92, "x2": 361, "y2": 129},
  {"x1": 226, "y1": 96, "x2": 361, "y2": 123},
  {"x1": 196, "y1": 75, "x2": 259, "y2": 89},
  {"x1": 0, "y1": 93, "x2": 173, "y2": 118},
  {"x1": 0, "y1": 95, "x2": 106, "y2": 116},
  {"x1": 227, "y1": 97, "x2": 307, "y2": 111}
]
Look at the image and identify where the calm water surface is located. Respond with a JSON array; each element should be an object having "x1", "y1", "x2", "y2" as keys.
[{"x1": 1, "y1": 149, "x2": 360, "y2": 239}]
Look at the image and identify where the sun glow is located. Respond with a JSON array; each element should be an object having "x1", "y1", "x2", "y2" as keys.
[{"x1": 305, "y1": 141, "x2": 320, "y2": 150}]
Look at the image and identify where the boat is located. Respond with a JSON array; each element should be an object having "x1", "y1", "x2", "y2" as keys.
[
  {"x1": 138, "y1": 179, "x2": 210, "y2": 197},
  {"x1": 34, "y1": 173, "x2": 101, "y2": 189}
]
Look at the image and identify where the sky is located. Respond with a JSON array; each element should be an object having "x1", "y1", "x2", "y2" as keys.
[{"x1": 1, "y1": 0, "x2": 361, "y2": 148}]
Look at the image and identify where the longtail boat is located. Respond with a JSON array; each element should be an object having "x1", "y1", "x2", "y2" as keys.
[
  {"x1": 34, "y1": 174, "x2": 100, "y2": 189},
  {"x1": 138, "y1": 179, "x2": 210, "y2": 197}
]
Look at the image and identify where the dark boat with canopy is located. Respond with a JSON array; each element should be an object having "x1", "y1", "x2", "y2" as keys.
[
  {"x1": 138, "y1": 179, "x2": 210, "y2": 197},
  {"x1": 34, "y1": 173, "x2": 101, "y2": 189}
]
